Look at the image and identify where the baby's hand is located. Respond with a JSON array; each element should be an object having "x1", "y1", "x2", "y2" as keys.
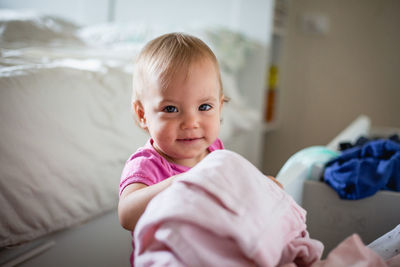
[{"x1": 267, "y1": 175, "x2": 283, "y2": 189}]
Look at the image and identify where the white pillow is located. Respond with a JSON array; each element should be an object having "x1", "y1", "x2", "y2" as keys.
[{"x1": 0, "y1": 9, "x2": 82, "y2": 47}]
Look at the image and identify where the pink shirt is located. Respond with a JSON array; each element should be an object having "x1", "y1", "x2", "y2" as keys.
[
  {"x1": 119, "y1": 138, "x2": 224, "y2": 266},
  {"x1": 119, "y1": 138, "x2": 224, "y2": 195}
]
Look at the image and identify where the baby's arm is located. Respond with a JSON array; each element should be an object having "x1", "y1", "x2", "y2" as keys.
[{"x1": 118, "y1": 175, "x2": 177, "y2": 231}]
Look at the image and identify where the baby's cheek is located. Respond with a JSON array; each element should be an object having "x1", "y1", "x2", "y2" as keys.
[{"x1": 155, "y1": 129, "x2": 175, "y2": 144}]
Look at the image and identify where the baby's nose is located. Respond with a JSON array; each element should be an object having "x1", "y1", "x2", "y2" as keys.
[{"x1": 181, "y1": 112, "x2": 199, "y2": 129}]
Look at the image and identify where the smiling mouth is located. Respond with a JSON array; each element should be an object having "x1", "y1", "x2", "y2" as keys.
[{"x1": 177, "y1": 137, "x2": 203, "y2": 142}]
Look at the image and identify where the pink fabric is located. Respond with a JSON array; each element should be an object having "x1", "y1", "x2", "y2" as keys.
[
  {"x1": 134, "y1": 150, "x2": 324, "y2": 266},
  {"x1": 119, "y1": 138, "x2": 224, "y2": 266},
  {"x1": 279, "y1": 231, "x2": 400, "y2": 267},
  {"x1": 387, "y1": 254, "x2": 400, "y2": 267},
  {"x1": 119, "y1": 138, "x2": 224, "y2": 196},
  {"x1": 311, "y1": 234, "x2": 388, "y2": 267}
]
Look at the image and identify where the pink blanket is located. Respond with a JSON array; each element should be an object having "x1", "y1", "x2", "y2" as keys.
[
  {"x1": 134, "y1": 150, "x2": 323, "y2": 266},
  {"x1": 309, "y1": 234, "x2": 396, "y2": 267}
]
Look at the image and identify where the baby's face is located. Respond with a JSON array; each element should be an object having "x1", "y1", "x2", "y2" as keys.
[{"x1": 140, "y1": 59, "x2": 223, "y2": 167}]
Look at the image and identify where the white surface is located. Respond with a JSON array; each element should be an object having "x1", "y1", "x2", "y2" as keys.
[
  {"x1": 368, "y1": 224, "x2": 400, "y2": 261},
  {"x1": 0, "y1": 211, "x2": 132, "y2": 267},
  {"x1": 0, "y1": 59, "x2": 145, "y2": 247},
  {"x1": 1, "y1": 241, "x2": 55, "y2": 267},
  {"x1": 326, "y1": 114, "x2": 371, "y2": 151},
  {"x1": 276, "y1": 146, "x2": 339, "y2": 205}
]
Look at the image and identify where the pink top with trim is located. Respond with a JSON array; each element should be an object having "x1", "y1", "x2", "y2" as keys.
[{"x1": 119, "y1": 138, "x2": 224, "y2": 195}]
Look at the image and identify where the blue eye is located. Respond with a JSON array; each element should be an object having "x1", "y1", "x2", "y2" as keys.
[
  {"x1": 162, "y1": 105, "x2": 178, "y2": 113},
  {"x1": 199, "y1": 104, "x2": 212, "y2": 111}
]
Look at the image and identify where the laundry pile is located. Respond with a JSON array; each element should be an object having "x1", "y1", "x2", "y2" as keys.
[{"x1": 324, "y1": 135, "x2": 400, "y2": 200}]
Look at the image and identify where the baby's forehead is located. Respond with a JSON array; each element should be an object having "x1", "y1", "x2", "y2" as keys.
[
  {"x1": 136, "y1": 56, "x2": 222, "y2": 102},
  {"x1": 161, "y1": 58, "x2": 219, "y2": 84},
  {"x1": 165, "y1": 56, "x2": 217, "y2": 76}
]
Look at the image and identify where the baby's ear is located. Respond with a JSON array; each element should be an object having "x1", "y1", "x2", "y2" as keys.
[
  {"x1": 219, "y1": 94, "x2": 226, "y2": 112},
  {"x1": 133, "y1": 101, "x2": 147, "y2": 129}
]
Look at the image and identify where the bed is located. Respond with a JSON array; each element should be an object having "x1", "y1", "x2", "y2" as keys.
[{"x1": 0, "y1": 7, "x2": 272, "y2": 266}]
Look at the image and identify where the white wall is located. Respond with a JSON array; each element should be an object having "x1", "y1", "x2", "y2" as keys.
[
  {"x1": 0, "y1": 0, "x2": 274, "y2": 44},
  {"x1": 0, "y1": 0, "x2": 110, "y2": 25},
  {"x1": 262, "y1": 0, "x2": 400, "y2": 175},
  {"x1": 113, "y1": 0, "x2": 274, "y2": 44}
]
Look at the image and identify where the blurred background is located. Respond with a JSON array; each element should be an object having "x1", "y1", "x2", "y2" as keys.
[
  {"x1": 262, "y1": 0, "x2": 400, "y2": 175},
  {"x1": 1, "y1": 0, "x2": 399, "y2": 175},
  {"x1": 1, "y1": 1, "x2": 400, "y2": 266}
]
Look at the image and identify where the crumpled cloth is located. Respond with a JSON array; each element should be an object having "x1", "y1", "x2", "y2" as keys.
[
  {"x1": 134, "y1": 150, "x2": 323, "y2": 266},
  {"x1": 283, "y1": 234, "x2": 397, "y2": 267},
  {"x1": 324, "y1": 139, "x2": 400, "y2": 199},
  {"x1": 311, "y1": 234, "x2": 394, "y2": 267}
]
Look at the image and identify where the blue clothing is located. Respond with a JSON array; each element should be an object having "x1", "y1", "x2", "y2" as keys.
[
  {"x1": 324, "y1": 139, "x2": 400, "y2": 200},
  {"x1": 339, "y1": 134, "x2": 399, "y2": 151}
]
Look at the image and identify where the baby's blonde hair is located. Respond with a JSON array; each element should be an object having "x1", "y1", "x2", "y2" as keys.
[{"x1": 131, "y1": 33, "x2": 224, "y2": 114}]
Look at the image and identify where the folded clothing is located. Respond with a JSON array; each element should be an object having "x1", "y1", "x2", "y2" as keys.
[
  {"x1": 324, "y1": 139, "x2": 400, "y2": 200},
  {"x1": 134, "y1": 150, "x2": 323, "y2": 266}
]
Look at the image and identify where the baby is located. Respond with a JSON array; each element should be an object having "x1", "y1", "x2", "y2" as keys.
[
  {"x1": 118, "y1": 32, "x2": 281, "y2": 266},
  {"x1": 118, "y1": 32, "x2": 226, "y2": 265}
]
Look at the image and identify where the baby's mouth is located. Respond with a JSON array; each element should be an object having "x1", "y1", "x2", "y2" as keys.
[{"x1": 177, "y1": 137, "x2": 202, "y2": 142}]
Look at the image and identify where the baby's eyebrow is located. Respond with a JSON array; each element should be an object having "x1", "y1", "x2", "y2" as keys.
[
  {"x1": 200, "y1": 96, "x2": 218, "y2": 102},
  {"x1": 158, "y1": 98, "x2": 177, "y2": 104}
]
